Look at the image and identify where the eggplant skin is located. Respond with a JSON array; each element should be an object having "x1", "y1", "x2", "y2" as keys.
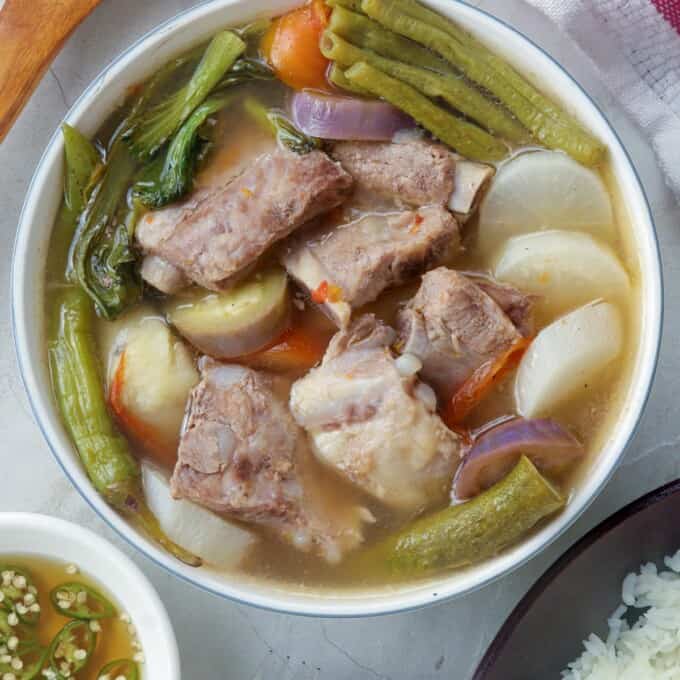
[{"x1": 165, "y1": 268, "x2": 290, "y2": 359}]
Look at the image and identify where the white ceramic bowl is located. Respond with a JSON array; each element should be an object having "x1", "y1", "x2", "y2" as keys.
[
  {"x1": 12, "y1": 0, "x2": 662, "y2": 617},
  {"x1": 0, "y1": 513, "x2": 179, "y2": 679}
]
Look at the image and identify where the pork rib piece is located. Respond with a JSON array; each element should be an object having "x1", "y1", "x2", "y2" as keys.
[
  {"x1": 331, "y1": 138, "x2": 456, "y2": 207},
  {"x1": 170, "y1": 359, "x2": 367, "y2": 563},
  {"x1": 289, "y1": 315, "x2": 461, "y2": 512},
  {"x1": 281, "y1": 205, "x2": 460, "y2": 327},
  {"x1": 136, "y1": 149, "x2": 353, "y2": 291},
  {"x1": 396, "y1": 268, "x2": 533, "y2": 400}
]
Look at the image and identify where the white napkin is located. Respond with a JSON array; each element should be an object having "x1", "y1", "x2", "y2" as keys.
[{"x1": 524, "y1": 0, "x2": 680, "y2": 200}]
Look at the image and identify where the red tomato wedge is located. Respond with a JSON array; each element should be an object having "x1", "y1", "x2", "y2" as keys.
[
  {"x1": 261, "y1": 0, "x2": 331, "y2": 91},
  {"x1": 442, "y1": 337, "x2": 532, "y2": 428}
]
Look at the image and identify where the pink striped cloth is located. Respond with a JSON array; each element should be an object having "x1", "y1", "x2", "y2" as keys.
[{"x1": 526, "y1": 0, "x2": 680, "y2": 199}]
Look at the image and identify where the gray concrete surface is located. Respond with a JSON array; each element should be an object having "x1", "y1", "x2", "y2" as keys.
[{"x1": 1, "y1": 1, "x2": 678, "y2": 678}]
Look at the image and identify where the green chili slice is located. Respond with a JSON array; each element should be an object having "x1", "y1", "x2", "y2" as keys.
[
  {"x1": 50, "y1": 582, "x2": 116, "y2": 621},
  {"x1": 0, "y1": 641, "x2": 48, "y2": 680},
  {"x1": 97, "y1": 658, "x2": 139, "y2": 680},
  {"x1": 0, "y1": 567, "x2": 40, "y2": 626},
  {"x1": 48, "y1": 620, "x2": 97, "y2": 677}
]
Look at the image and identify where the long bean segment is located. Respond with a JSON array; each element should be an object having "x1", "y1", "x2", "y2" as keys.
[
  {"x1": 48, "y1": 287, "x2": 201, "y2": 567},
  {"x1": 360, "y1": 0, "x2": 604, "y2": 165},
  {"x1": 327, "y1": 0, "x2": 363, "y2": 10},
  {"x1": 328, "y1": 63, "x2": 370, "y2": 95},
  {"x1": 322, "y1": 31, "x2": 528, "y2": 142},
  {"x1": 345, "y1": 62, "x2": 508, "y2": 161},
  {"x1": 329, "y1": 5, "x2": 452, "y2": 75},
  {"x1": 360, "y1": 456, "x2": 564, "y2": 575}
]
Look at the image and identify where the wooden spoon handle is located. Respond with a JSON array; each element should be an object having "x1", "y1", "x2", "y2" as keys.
[{"x1": 0, "y1": 0, "x2": 101, "y2": 143}]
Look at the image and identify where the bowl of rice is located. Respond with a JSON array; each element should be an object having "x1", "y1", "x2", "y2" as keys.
[{"x1": 473, "y1": 478, "x2": 680, "y2": 679}]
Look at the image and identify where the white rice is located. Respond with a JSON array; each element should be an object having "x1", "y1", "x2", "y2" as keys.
[{"x1": 562, "y1": 549, "x2": 680, "y2": 679}]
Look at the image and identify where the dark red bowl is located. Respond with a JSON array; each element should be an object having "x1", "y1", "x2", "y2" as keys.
[{"x1": 473, "y1": 478, "x2": 680, "y2": 679}]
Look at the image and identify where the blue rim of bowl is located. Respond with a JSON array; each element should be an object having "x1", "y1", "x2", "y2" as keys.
[
  {"x1": 472, "y1": 477, "x2": 680, "y2": 678},
  {"x1": 10, "y1": 0, "x2": 664, "y2": 618}
]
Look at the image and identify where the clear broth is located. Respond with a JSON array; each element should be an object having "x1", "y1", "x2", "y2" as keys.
[{"x1": 44, "y1": 39, "x2": 641, "y2": 591}]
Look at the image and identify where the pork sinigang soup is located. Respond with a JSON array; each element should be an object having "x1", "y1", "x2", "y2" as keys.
[{"x1": 46, "y1": 0, "x2": 638, "y2": 588}]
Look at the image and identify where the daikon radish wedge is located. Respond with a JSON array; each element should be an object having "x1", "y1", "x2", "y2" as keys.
[
  {"x1": 108, "y1": 315, "x2": 199, "y2": 468},
  {"x1": 515, "y1": 301, "x2": 624, "y2": 417},
  {"x1": 142, "y1": 463, "x2": 256, "y2": 568},
  {"x1": 494, "y1": 230, "x2": 630, "y2": 318},
  {"x1": 478, "y1": 150, "x2": 614, "y2": 255}
]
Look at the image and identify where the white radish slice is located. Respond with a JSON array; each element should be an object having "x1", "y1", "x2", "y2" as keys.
[
  {"x1": 494, "y1": 230, "x2": 630, "y2": 318},
  {"x1": 515, "y1": 300, "x2": 624, "y2": 417},
  {"x1": 107, "y1": 315, "x2": 199, "y2": 468},
  {"x1": 477, "y1": 150, "x2": 614, "y2": 255},
  {"x1": 142, "y1": 463, "x2": 256, "y2": 568}
]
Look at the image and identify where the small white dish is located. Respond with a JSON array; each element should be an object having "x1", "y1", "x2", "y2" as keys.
[
  {"x1": 0, "y1": 513, "x2": 180, "y2": 680},
  {"x1": 12, "y1": 0, "x2": 663, "y2": 616}
]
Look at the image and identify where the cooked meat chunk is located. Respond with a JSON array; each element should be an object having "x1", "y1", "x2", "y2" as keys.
[
  {"x1": 467, "y1": 274, "x2": 535, "y2": 337},
  {"x1": 289, "y1": 315, "x2": 461, "y2": 512},
  {"x1": 332, "y1": 138, "x2": 456, "y2": 207},
  {"x1": 171, "y1": 359, "x2": 367, "y2": 563},
  {"x1": 140, "y1": 255, "x2": 188, "y2": 295},
  {"x1": 281, "y1": 205, "x2": 461, "y2": 327},
  {"x1": 136, "y1": 149, "x2": 353, "y2": 291},
  {"x1": 396, "y1": 268, "x2": 531, "y2": 400}
]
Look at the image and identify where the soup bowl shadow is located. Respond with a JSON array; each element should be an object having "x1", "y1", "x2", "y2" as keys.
[
  {"x1": 473, "y1": 479, "x2": 680, "y2": 679},
  {"x1": 11, "y1": 0, "x2": 663, "y2": 616}
]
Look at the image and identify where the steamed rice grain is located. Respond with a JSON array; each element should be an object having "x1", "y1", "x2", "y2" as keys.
[{"x1": 562, "y1": 549, "x2": 680, "y2": 679}]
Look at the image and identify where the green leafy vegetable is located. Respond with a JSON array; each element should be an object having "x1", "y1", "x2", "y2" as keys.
[
  {"x1": 243, "y1": 96, "x2": 321, "y2": 154},
  {"x1": 128, "y1": 30, "x2": 246, "y2": 160},
  {"x1": 134, "y1": 93, "x2": 235, "y2": 208},
  {"x1": 68, "y1": 142, "x2": 141, "y2": 320},
  {"x1": 216, "y1": 56, "x2": 274, "y2": 89},
  {"x1": 62, "y1": 124, "x2": 102, "y2": 216}
]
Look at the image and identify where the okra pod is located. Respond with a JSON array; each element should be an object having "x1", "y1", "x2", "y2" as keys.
[{"x1": 362, "y1": 456, "x2": 564, "y2": 575}]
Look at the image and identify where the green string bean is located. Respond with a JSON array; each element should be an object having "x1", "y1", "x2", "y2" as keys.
[
  {"x1": 322, "y1": 30, "x2": 528, "y2": 142},
  {"x1": 345, "y1": 61, "x2": 508, "y2": 161}
]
